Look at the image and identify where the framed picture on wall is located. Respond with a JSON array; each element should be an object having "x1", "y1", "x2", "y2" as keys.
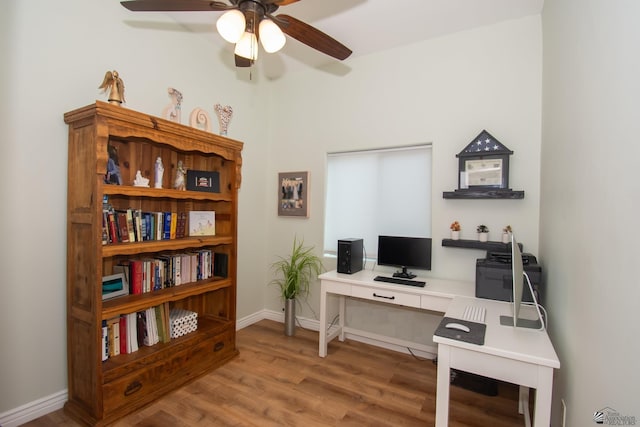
[{"x1": 278, "y1": 171, "x2": 309, "y2": 217}]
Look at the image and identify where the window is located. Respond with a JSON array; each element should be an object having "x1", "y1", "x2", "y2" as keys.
[{"x1": 324, "y1": 144, "x2": 432, "y2": 258}]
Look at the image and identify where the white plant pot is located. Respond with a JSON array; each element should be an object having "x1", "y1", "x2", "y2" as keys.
[
  {"x1": 478, "y1": 232, "x2": 489, "y2": 242},
  {"x1": 502, "y1": 233, "x2": 510, "y2": 244},
  {"x1": 451, "y1": 230, "x2": 460, "y2": 240}
]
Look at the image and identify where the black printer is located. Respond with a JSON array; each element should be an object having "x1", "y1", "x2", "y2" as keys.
[{"x1": 475, "y1": 252, "x2": 542, "y2": 303}]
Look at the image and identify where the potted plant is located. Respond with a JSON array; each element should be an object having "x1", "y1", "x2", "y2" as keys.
[
  {"x1": 450, "y1": 221, "x2": 461, "y2": 240},
  {"x1": 502, "y1": 225, "x2": 512, "y2": 243},
  {"x1": 270, "y1": 236, "x2": 324, "y2": 336},
  {"x1": 477, "y1": 224, "x2": 489, "y2": 242}
]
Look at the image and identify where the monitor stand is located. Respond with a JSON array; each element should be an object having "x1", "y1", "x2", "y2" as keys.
[
  {"x1": 393, "y1": 267, "x2": 416, "y2": 279},
  {"x1": 499, "y1": 315, "x2": 543, "y2": 329},
  {"x1": 500, "y1": 271, "x2": 545, "y2": 330}
]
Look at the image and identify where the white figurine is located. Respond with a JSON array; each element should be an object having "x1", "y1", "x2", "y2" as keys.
[
  {"x1": 154, "y1": 157, "x2": 164, "y2": 189},
  {"x1": 133, "y1": 170, "x2": 150, "y2": 187}
]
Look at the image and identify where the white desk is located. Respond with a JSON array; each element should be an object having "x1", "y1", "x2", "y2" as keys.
[
  {"x1": 318, "y1": 270, "x2": 475, "y2": 358},
  {"x1": 433, "y1": 296, "x2": 560, "y2": 427},
  {"x1": 318, "y1": 271, "x2": 560, "y2": 427}
]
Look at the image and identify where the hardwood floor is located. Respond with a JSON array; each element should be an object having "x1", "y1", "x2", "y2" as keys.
[{"x1": 23, "y1": 320, "x2": 527, "y2": 426}]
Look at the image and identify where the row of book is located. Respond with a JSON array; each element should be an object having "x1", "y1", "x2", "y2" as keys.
[
  {"x1": 102, "y1": 207, "x2": 189, "y2": 245},
  {"x1": 102, "y1": 304, "x2": 199, "y2": 361},
  {"x1": 114, "y1": 250, "x2": 225, "y2": 294}
]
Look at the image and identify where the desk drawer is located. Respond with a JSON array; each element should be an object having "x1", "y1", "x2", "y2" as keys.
[
  {"x1": 421, "y1": 294, "x2": 452, "y2": 313},
  {"x1": 351, "y1": 286, "x2": 421, "y2": 308}
]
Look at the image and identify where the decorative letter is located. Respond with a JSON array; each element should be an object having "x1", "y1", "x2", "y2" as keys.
[{"x1": 189, "y1": 108, "x2": 212, "y2": 132}]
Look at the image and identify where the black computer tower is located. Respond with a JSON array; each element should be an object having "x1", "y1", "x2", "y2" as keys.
[{"x1": 337, "y1": 238, "x2": 363, "y2": 274}]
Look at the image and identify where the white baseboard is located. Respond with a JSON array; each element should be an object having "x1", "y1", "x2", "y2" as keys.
[
  {"x1": 0, "y1": 389, "x2": 67, "y2": 427},
  {"x1": 2, "y1": 310, "x2": 433, "y2": 426}
]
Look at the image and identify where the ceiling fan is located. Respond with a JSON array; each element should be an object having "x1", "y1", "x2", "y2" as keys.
[{"x1": 120, "y1": 0, "x2": 353, "y2": 67}]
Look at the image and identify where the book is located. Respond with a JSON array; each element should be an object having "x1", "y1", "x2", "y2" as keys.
[
  {"x1": 155, "y1": 212, "x2": 163, "y2": 240},
  {"x1": 170, "y1": 212, "x2": 177, "y2": 239},
  {"x1": 125, "y1": 209, "x2": 135, "y2": 243},
  {"x1": 107, "y1": 210, "x2": 118, "y2": 244},
  {"x1": 115, "y1": 211, "x2": 129, "y2": 243},
  {"x1": 214, "y1": 252, "x2": 229, "y2": 278},
  {"x1": 129, "y1": 209, "x2": 140, "y2": 242},
  {"x1": 175, "y1": 212, "x2": 187, "y2": 239},
  {"x1": 119, "y1": 315, "x2": 128, "y2": 355},
  {"x1": 107, "y1": 317, "x2": 120, "y2": 357},
  {"x1": 174, "y1": 255, "x2": 181, "y2": 286},
  {"x1": 102, "y1": 320, "x2": 109, "y2": 361},
  {"x1": 102, "y1": 197, "x2": 112, "y2": 245},
  {"x1": 136, "y1": 312, "x2": 146, "y2": 347},
  {"x1": 143, "y1": 308, "x2": 159, "y2": 346},
  {"x1": 127, "y1": 312, "x2": 139, "y2": 353},
  {"x1": 188, "y1": 211, "x2": 215, "y2": 236},
  {"x1": 130, "y1": 260, "x2": 143, "y2": 295},
  {"x1": 181, "y1": 254, "x2": 191, "y2": 284},
  {"x1": 163, "y1": 212, "x2": 172, "y2": 240},
  {"x1": 154, "y1": 304, "x2": 171, "y2": 344},
  {"x1": 141, "y1": 212, "x2": 151, "y2": 241},
  {"x1": 102, "y1": 210, "x2": 109, "y2": 245}
]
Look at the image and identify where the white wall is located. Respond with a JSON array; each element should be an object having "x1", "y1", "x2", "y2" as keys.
[
  {"x1": 541, "y1": 1, "x2": 640, "y2": 425},
  {"x1": 264, "y1": 16, "x2": 543, "y2": 345},
  {"x1": 0, "y1": 0, "x2": 267, "y2": 414}
]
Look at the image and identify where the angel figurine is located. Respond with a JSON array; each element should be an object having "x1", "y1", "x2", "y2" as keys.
[
  {"x1": 98, "y1": 70, "x2": 125, "y2": 105},
  {"x1": 173, "y1": 160, "x2": 187, "y2": 191}
]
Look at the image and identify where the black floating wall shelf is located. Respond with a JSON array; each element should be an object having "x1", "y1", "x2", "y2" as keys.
[
  {"x1": 443, "y1": 189, "x2": 525, "y2": 199},
  {"x1": 441, "y1": 238, "x2": 523, "y2": 252}
]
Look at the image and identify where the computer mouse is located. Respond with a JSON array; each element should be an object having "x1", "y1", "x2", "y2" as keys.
[{"x1": 445, "y1": 322, "x2": 470, "y2": 333}]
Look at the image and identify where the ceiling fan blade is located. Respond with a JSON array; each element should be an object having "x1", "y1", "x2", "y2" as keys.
[
  {"x1": 274, "y1": 14, "x2": 352, "y2": 61},
  {"x1": 121, "y1": 0, "x2": 232, "y2": 12},
  {"x1": 235, "y1": 54, "x2": 252, "y2": 67},
  {"x1": 263, "y1": 0, "x2": 300, "y2": 5}
]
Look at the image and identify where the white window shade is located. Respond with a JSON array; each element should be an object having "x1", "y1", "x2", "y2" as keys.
[{"x1": 324, "y1": 145, "x2": 432, "y2": 258}]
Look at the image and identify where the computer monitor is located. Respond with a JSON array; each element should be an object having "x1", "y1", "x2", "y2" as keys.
[
  {"x1": 499, "y1": 233, "x2": 545, "y2": 329},
  {"x1": 377, "y1": 235, "x2": 432, "y2": 279}
]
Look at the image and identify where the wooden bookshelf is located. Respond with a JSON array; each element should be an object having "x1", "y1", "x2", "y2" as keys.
[{"x1": 63, "y1": 101, "x2": 242, "y2": 426}]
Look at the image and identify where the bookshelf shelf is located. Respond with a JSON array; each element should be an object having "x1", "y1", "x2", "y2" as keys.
[
  {"x1": 101, "y1": 278, "x2": 233, "y2": 319},
  {"x1": 101, "y1": 316, "x2": 231, "y2": 374},
  {"x1": 103, "y1": 185, "x2": 234, "y2": 202},
  {"x1": 101, "y1": 235, "x2": 234, "y2": 257},
  {"x1": 64, "y1": 101, "x2": 242, "y2": 426}
]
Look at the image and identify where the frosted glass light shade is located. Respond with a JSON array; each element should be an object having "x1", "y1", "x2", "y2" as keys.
[
  {"x1": 259, "y1": 18, "x2": 286, "y2": 53},
  {"x1": 235, "y1": 31, "x2": 258, "y2": 60},
  {"x1": 216, "y1": 9, "x2": 245, "y2": 43}
]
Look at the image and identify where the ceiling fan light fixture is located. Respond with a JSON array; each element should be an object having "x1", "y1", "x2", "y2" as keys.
[
  {"x1": 235, "y1": 31, "x2": 259, "y2": 61},
  {"x1": 259, "y1": 18, "x2": 286, "y2": 53},
  {"x1": 216, "y1": 9, "x2": 246, "y2": 43}
]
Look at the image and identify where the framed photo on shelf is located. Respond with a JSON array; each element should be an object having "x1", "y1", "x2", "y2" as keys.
[
  {"x1": 186, "y1": 170, "x2": 220, "y2": 193},
  {"x1": 461, "y1": 157, "x2": 505, "y2": 189},
  {"x1": 101, "y1": 272, "x2": 129, "y2": 301},
  {"x1": 278, "y1": 171, "x2": 309, "y2": 217}
]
